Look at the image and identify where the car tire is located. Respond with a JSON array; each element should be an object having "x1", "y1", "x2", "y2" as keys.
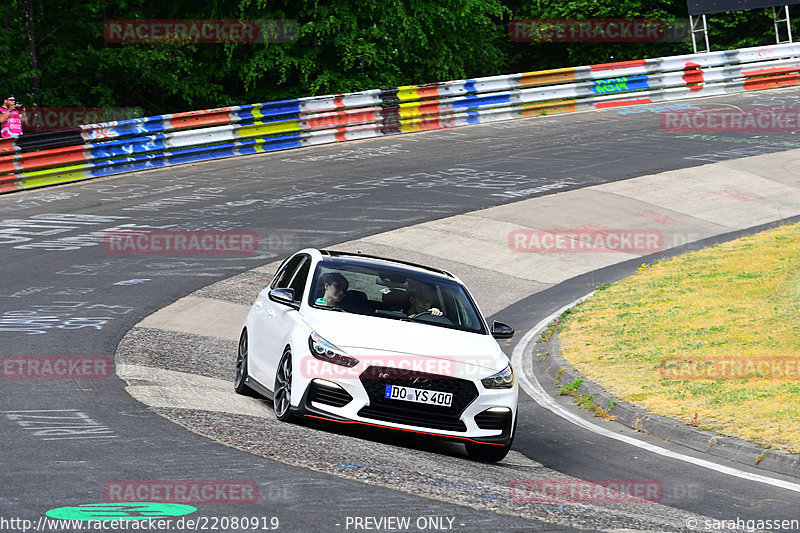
[
  {"x1": 465, "y1": 411, "x2": 517, "y2": 462},
  {"x1": 234, "y1": 329, "x2": 257, "y2": 397},
  {"x1": 273, "y1": 347, "x2": 294, "y2": 422}
]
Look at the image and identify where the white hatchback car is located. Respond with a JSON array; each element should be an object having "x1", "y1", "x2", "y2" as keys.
[{"x1": 235, "y1": 249, "x2": 517, "y2": 461}]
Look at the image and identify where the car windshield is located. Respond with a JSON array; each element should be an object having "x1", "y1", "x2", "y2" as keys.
[{"x1": 308, "y1": 260, "x2": 487, "y2": 334}]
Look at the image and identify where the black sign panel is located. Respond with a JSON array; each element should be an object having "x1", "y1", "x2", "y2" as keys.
[{"x1": 687, "y1": 0, "x2": 800, "y2": 15}]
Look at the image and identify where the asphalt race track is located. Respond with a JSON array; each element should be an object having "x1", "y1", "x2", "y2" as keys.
[{"x1": 3, "y1": 88, "x2": 800, "y2": 532}]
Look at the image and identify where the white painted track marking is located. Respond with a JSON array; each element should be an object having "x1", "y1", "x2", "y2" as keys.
[{"x1": 513, "y1": 295, "x2": 800, "y2": 494}]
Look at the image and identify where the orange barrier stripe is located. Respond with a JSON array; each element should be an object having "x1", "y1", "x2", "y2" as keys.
[
  {"x1": 521, "y1": 100, "x2": 578, "y2": 117},
  {"x1": 595, "y1": 98, "x2": 652, "y2": 109},
  {"x1": 744, "y1": 73, "x2": 800, "y2": 91},
  {"x1": 520, "y1": 68, "x2": 576, "y2": 87}
]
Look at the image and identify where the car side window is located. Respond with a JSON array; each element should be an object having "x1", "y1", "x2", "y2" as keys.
[
  {"x1": 272, "y1": 255, "x2": 304, "y2": 290},
  {"x1": 288, "y1": 257, "x2": 311, "y2": 302}
]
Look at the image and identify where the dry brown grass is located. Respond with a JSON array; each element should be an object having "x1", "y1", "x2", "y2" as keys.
[{"x1": 558, "y1": 222, "x2": 800, "y2": 453}]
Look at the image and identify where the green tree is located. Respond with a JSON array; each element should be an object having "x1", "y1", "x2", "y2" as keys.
[{"x1": 231, "y1": 0, "x2": 511, "y2": 102}]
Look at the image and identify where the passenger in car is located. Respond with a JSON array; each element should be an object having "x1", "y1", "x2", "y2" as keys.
[
  {"x1": 318, "y1": 272, "x2": 349, "y2": 308},
  {"x1": 405, "y1": 283, "x2": 443, "y2": 318}
]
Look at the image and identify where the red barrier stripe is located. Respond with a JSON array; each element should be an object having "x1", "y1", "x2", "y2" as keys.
[
  {"x1": 0, "y1": 144, "x2": 88, "y2": 171},
  {"x1": 416, "y1": 86, "x2": 440, "y2": 99},
  {"x1": 416, "y1": 117, "x2": 444, "y2": 130},
  {"x1": 683, "y1": 62, "x2": 704, "y2": 92},
  {"x1": 590, "y1": 59, "x2": 647, "y2": 72},
  {"x1": 0, "y1": 174, "x2": 20, "y2": 192},
  {"x1": 167, "y1": 113, "x2": 233, "y2": 130},
  {"x1": 410, "y1": 102, "x2": 442, "y2": 117},
  {"x1": 0, "y1": 139, "x2": 17, "y2": 155},
  {"x1": 742, "y1": 66, "x2": 800, "y2": 77},
  {"x1": 595, "y1": 98, "x2": 652, "y2": 109},
  {"x1": 306, "y1": 109, "x2": 380, "y2": 129}
]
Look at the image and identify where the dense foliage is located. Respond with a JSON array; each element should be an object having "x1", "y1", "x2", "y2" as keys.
[{"x1": 0, "y1": 0, "x2": 794, "y2": 115}]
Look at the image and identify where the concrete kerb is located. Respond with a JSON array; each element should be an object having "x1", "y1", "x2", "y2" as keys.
[{"x1": 533, "y1": 318, "x2": 800, "y2": 480}]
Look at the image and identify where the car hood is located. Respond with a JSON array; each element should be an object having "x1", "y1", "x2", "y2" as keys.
[{"x1": 304, "y1": 310, "x2": 507, "y2": 372}]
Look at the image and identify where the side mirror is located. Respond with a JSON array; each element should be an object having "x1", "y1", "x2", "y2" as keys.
[
  {"x1": 269, "y1": 288, "x2": 298, "y2": 308},
  {"x1": 491, "y1": 321, "x2": 514, "y2": 339}
]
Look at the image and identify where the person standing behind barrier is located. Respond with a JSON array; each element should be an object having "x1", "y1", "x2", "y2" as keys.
[{"x1": 1, "y1": 93, "x2": 23, "y2": 138}]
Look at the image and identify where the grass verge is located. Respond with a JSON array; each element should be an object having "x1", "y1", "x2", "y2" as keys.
[{"x1": 558, "y1": 222, "x2": 800, "y2": 453}]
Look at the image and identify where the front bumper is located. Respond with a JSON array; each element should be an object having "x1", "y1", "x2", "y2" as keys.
[{"x1": 291, "y1": 368, "x2": 517, "y2": 447}]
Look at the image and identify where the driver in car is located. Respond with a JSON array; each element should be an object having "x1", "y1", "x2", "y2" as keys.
[
  {"x1": 319, "y1": 272, "x2": 349, "y2": 308},
  {"x1": 405, "y1": 283, "x2": 443, "y2": 318}
]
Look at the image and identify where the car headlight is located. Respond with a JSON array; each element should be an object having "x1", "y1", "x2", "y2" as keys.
[
  {"x1": 308, "y1": 332, "x2": 359, "y2": 368},
  {"x1": 481, "y1": 364, "x2": 514, "y2": 389}
]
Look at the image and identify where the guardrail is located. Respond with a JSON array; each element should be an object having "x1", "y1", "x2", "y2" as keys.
[{"x1": 2, "y1": 42, "x2": 800, "y2": 194}]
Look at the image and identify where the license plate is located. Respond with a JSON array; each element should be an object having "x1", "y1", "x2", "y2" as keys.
[{"x1": 384, "y1": 384, "x2": 453, "y2": 407}]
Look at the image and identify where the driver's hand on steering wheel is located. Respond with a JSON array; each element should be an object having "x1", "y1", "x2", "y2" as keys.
[{"x1": 429, "y1": 307, "x2": 443, "y2": 316}]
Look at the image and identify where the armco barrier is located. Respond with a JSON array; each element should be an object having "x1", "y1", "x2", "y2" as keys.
[{"x1": 2, "y1": 42, "x2": 800, "y2": 194}]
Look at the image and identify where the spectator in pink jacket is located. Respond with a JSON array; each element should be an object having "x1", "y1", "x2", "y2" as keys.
[{"x1": 1, "y1": 93, "x2": 23, "y2": 138}]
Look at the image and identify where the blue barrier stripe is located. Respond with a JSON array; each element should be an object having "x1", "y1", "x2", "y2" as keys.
[
  {"x1": 89, "y1": 159, "x2": 167, "y2": 177},
  {"x1": 465, "y1": 112, "x2": 481, "y2": 125},
  {"x1": 463, "y1": 80, "x2": 477, "y2": 96},
  {"x1": 236, "y1": 101, "x2": 302, "y2": 121},
  {"x1": 88, "y1": 135, "x2": 169, "y2": 157},
  {"x1": 85, "y1": 133, "x2": 304, "y2": 175},
  {"x1": 592, "y1": 76, "x2": 650, "y2": 95},
  {"x1": 86, "y1": 119, "x2": 301, "y2": 158},
  {"x1": 86, "y1": 135, "x2": 304, "y2": 178},
  {"x1": 452, "y1": 94, "x2": 512, "y2": 108},
  {"x1": 94, "y1": 120, "x2": 169, "y2": 138}
]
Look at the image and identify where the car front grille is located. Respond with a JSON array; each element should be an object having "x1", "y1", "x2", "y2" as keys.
[{"x1": 357, "y1": 366, "x2": 478, "y2": 432}]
